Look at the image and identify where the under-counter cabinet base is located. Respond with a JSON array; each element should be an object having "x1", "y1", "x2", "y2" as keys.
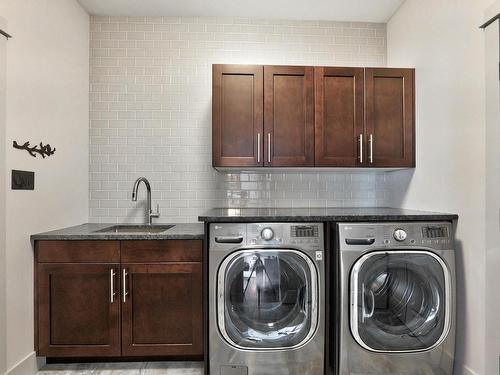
[
  {"x1": 35, "y1": 240, "x2": 203, "y2": 359},
  {"x1": 212, "y1": 64, "x2": 415, "y2": 169},
  {"x1": 121, "y1": 263, "x2": 202, "y2": 357},
  {"x1": 37, "y1": 263, "x2": 121, "y2": 357}
]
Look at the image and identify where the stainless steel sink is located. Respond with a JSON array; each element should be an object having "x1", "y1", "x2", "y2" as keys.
[{"x1": 94, "y1": 224, "x2": 175, "y2": 234}]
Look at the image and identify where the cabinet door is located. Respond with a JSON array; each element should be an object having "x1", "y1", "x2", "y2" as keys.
[
  {"x1": 212, "y1": 64, "x2": 263, "y2": 167},
  {"x1": 121, "y1": 263, "x2": 203, "y2": 356},
  {"x1": 38, "y1": 263, "x2": 120, "y2": 356},
  {"x1": 365, "y1": 68, "x2": 415, "y2": 167},
  {"x1": 264, "y1": 65, "x2": 314, "y2": 166},
  {"x1": 314, "y1": 67, "x2": 364, "y2": 166}
]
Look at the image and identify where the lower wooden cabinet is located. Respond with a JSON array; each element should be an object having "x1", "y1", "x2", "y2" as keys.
[
  {"x1": 35, "y1": 240, "x2": 203, "y2": 359},
  {"x1": 121, "y1": 263, "x2": 203, "y2": 356},
  {"x1": 37, "y1": 263, "x2": 121, "y2": 357}
]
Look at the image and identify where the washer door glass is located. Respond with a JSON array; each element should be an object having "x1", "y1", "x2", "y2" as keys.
[
  {"x1": 219, "y1": 249, "x2": 317, "y2": 349},
  {"x1": 351, "y1": 251, "x2": 450, "y2": 352}
]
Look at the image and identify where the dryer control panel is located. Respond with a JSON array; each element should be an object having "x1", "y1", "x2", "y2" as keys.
[
  {"x1": 338, "y1": 222, "x2": 454, "y2": 251},
  {"x1": 422, "y1": 225, "x2": 449, "y2": 239}
]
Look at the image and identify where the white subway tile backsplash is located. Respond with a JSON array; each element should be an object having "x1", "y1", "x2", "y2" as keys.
[{"x1": 89, "y1": 16, "x2": 389, "y2": 223}]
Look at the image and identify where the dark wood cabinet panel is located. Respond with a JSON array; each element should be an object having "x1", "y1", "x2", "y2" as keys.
[
  {"x1": 212, "y1": 64, "x2": 263, "y2": 167},
  {"x1": 38, "y1": 263, "x2": 120, "y2": 357},
  {"x1": 121, "y1": 263, "x2": 203, "y2": 356},
  {"x1": 37, "y1": 241, "x2": 120, "y2": 263},
  {"x1": 264, "y1": 65, "x2": 314, "y2": 166},
  {"x1": 121, "y1": 240, "x2": 202, "y2": 263},
  {"x1": 365, "y1": 68, "x2": 415, "y2": 167},
  {"x1": 314, "y1": 67, "x2": 364, "y2": 167}
]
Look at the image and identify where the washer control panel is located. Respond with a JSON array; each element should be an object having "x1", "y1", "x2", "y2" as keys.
[
  {"x1": 291, "y1": 225, "x2": 319, "y2": 238},
  {"x1": 393, "y1": 229, "x2": 407, "y2": 242},
  {"x1": 261, "y1": 227, "x2": 274, "y2": 240},
  {"x1": 210, "y1": 223, "x2": 324, "y2": 251}
]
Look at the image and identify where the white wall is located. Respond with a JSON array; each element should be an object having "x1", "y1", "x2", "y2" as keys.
[
  {"x1": 0, "y1": 16, "x2": 7, "y2": 375},
  {"x1": 484, "y1": 2, "x2": 500, "y2": 374},
  {"x1": 88, "y1": 16, "x2": 389, "y2": 223},
  {"x1": 387, "y1": 0, "x2": 492, "y2": 374},
  {"x1": 0, "y1": 1, "x2": 89, "y2": 373}
]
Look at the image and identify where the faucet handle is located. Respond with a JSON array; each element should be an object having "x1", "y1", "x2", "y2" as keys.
[{"x1": 150, "y1": 203, "x2": 160, "y2": 219}]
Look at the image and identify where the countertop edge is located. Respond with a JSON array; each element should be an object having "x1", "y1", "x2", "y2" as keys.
[
  {"x1": 31, "y1": 222, "x2": 205, "y2": 241},
  {"x1": 197, "y1": 214, "x2": 459, "y2": 223},
  {"x1": 31, "y1": 234, "x2": 205, "y2": 241}
]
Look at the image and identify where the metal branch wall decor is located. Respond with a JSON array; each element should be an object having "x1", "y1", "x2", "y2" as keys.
[{"x1": 13, "y1": 141, "x2": 56, "y2": 158}]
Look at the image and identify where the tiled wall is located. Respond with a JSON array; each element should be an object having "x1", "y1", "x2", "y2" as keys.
[{"x1": 89, "y1": 16, "x2": 388, "y2": 223}]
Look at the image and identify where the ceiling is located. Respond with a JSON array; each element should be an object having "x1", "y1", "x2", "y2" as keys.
[{"x1": 76, "y1": 0, "x2": 406, "y2": 23}]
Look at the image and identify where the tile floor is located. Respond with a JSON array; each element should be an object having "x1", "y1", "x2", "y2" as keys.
[{"x1": 36, "y1": 362, "x2": 203, "y2": 375}]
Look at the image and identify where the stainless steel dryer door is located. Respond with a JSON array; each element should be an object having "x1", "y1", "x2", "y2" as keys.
[
  {"x1": 217, "y1": 249, "x2": 318, "y2": 350},
  {"x1": 350, "y1": 250, "x2": 451, "y2": 352}
]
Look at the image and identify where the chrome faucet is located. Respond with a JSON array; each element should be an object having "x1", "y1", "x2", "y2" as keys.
[{"x1": 131, "y1": 177, "x2": 160, "y2": 225}]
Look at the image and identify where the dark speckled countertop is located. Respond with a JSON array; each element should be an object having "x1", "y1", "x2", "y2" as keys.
[
  {"x1": 32, "y1": 208, "x2": 458, "y2": 240},
  {"x1": 198, "y1": 207, "x2": 458, "y2": 223},
  {"x1": 31, "y1": 223, "x2": 204, "y2": 241}
]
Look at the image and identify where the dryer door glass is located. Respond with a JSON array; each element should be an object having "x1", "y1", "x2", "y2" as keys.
[
  {"x1": 351, "y1": 251, "x2": 449, "y2": 352},
  {"x1": 219, "y1": 249, "x2": 317, "y2": 349}
]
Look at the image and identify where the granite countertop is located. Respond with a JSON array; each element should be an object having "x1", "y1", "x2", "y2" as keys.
[
  {"x1": 31, "y1": 223, "x2": 204, "y2": 241},
  {"x1": 31, "y1": 208, "x2": 458, "y2": 240},
  {"x1": 198, "y1": 207, "x2": 458, "y2": 222}
]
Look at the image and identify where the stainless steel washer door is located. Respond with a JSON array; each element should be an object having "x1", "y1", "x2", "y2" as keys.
[
  {"x1": 217, "y1": 249, "x2": 318, "y2": 350},
  {"x1": 350, "y1": 250, "x2": 451, "y2": 353}
]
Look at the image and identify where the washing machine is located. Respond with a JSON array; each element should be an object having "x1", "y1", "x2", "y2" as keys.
[
  {"x1": 337, "y1": 222, "x2": 456, "y2": 375},
  {"x1": 209, "y1": 223, "x2": 325, "y2": 375}
]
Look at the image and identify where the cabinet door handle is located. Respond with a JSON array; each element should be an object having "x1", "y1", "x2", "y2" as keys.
[
  {"x1": 369, "y1": 134, "x2": 373, "y2": 164},
  {"x1": 257, "y1": 133, "x2": 261, "y2": 163},
  {"x1": 267, "y1": 133, "x2": 271, "y2": 164},
  {"x1": 359, "y1": 134, "x2": 363, "y2": 164},
  {"x1": 110, "y1": 269, "x2": 116, "y2": 303},
  {"x1": 122, "y1": 268, "x2": 128, "y2": 303}
]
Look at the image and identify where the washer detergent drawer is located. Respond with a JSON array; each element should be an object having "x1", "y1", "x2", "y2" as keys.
[{"x1": 221, "y1": 365, "x2": 248, "y2": 375}]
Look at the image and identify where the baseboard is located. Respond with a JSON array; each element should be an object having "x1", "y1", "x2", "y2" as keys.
[{"x1": 4, "y1": 353, "x2": 45, "y2": 375}]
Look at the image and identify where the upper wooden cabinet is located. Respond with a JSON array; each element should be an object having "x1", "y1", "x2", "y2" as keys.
[
  {"x1": 365, "y1": 68, "x2": 415, "y2": 167},
  {"x1": 264, "y1": 66, "x2": 314, "y2": 166},
  {"x1": 212, "y1": 64, "x2": 263, "y2": 167},
  {"x1": 212, "y1": 64, "x2": 415, "y2": 168},
  {"x1": 314, "y1": 67, "x2": 364, "y2": 167}
]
